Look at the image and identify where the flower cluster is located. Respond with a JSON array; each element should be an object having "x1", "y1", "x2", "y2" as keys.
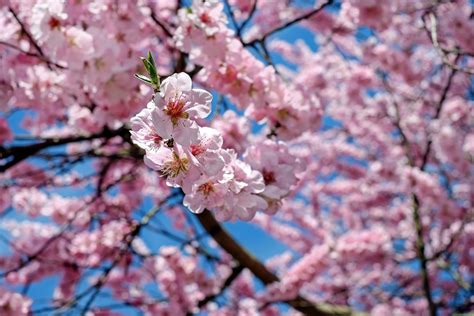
[
  {"x1": 174, "y1": 0, "x2": 322, "y2": 140},
  {"x1": 260, "y1": 245, "x2": 330, "y2": 302},
  {"x1": 148, "y1": 246, "x2": 215, "y2": 314},
  {"x1": 0, "y1": 288, "x2": 31, "y2": 316},
  {"x1": 1, "y1": 0, "x2": 473, "y2": 314},
  {"x1": 131, "y1": 72, "x2": 301, "y2": 220},
  {"x1": 244, "y1": 140, "x2": 303, "y2": 213}
]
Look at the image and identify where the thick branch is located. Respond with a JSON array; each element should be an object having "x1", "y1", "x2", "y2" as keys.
[
  {"x1": 196, "y1": 210, "x2": 359, "y2": 316},
  {"x1": 237, "y1": 0, "x2": 258, "y2": 37},
  {"x1": 79, "y1": 204, "x2": 164, "y2": 315},
  {"x1": 0, "y1": 41, "x2": 65, "y2": 68},
  {"x1": 150, "y1": 10, "x2": 173, "y2": 38}
]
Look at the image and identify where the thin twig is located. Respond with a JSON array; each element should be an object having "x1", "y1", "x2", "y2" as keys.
[
  {"x1": 8, "y1": 7, "x2": 65, "y2": 69},
  {"x1": 188, "y1": 264, "x2": 244, "y2": 314},
  {"x1": 423, "y1": 12, "x2": 474, "y2": 75},
  {"x1": 238, "y1": 0, "x2": 258, "y2": 37},
  {"x1": 245, "y1": 0, "x2": 333, "y2": 46},
  {"x1": 150, "y1": 10, "x2": 173, "y2": 38}
]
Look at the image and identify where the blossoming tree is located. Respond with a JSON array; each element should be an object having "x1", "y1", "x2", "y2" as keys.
[{"x1": 0, "y1": 0, "x2": 473, "y2": 315}]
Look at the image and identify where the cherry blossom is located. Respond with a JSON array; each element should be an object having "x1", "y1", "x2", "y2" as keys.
[
  {"x1": 0, "y1": 0, "x2": 472, "y2": 315},
  {"x1": 0, "y1": 288, "x2": 32, "y2": 316},
  {"x1": 151, "y1": 72, "x2": 212, "y2": 145}
]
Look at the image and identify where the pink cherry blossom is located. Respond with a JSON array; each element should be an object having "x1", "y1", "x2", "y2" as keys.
[
  {"x1": 130, "y1": 101, "x2": 163, "y2": 153},
  {"x1": 31, "y1": 0, "x2": 67, "y2": 46},
  {"x1": 211, "y1": 110, "x2": 250, "y2": 154},
  {"x1": 144, "y1": 144, "x2": 190, "y2": 182},
  {"x1": 0, "y1": 0, "x2": 472, "y2": 315},
  {"x1": 183, "y1": 174, "x2": 229, "y2": 214},
  {"x1": 244, "y1": 140, "x2": 302, "y2": 209},
  {"x1": 0, "y1": 288, "x2": 32, "y2": 316},
  {"x1": 151, "y1": 72, "x2": 212, "y2": 145}
]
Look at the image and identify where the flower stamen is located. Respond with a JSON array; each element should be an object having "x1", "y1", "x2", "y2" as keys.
[{"x1": 160, "y1": 152, "x2": 189, "y2": 178}]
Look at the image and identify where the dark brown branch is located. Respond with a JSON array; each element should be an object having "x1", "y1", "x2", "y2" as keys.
[
  {"x1": 8, "y1": 7, "x2": 65, "y2": 69},
  {"x1": 188, "y1": 264, "x2": 244, "y2": 315},
  {"x1": 196, "y1": 210, "x2": 359, "y2": 316},
  {"x1": 0, "y1": 126, "x2": 129, "y2": 173},
  {"x1": 224, "y1": 0, "x2": 240, "y2": 32},
  {"x1": 411, "y1": 194, "x2": 436, "y2": 316},
  {"x1": 420, "y1": 63, "x2": 458, "y2": 170},
  {"x1": 0, "y1": 41, "x2": 64, "y2": 68},
  {"x1": 257, "y1": 39, "x2": 282, "y2": 76},
  {"x1": 78, "y1": 200, "x2": 171, "y2": 315},
  {"x1": 381, "y1": 77, "x2": 415, "y2": 165},
  {"x1": 96, "y1": 159, "x2": 115, "y2": 198},
  {"x1": 0, "y1": 197, "x2": 97, "y2": 279},
  {"x1": 428, "y1": 213, "x2": 473, "y2": 262},
  {"x1": 0, "y1": 171, "x2": 135, "y2": 282}
]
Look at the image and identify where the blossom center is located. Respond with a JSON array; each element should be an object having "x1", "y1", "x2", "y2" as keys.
[
  {"x1": 48, "y1": 17, "x2": 61, "y2": 30},
  {"x1": 165, "y1": 98, "x2": 189, "y2": 125},
  {"x1": 276, "y1": 108, "x2": 290, "y2": 120},
  {"x1": 262, "y1": 169, "x2": 275, "y2": 184},
  {"x1": 200, "y1": 13, "x2": 211, "y2": 24},
  {"x1": 161, "y1": 152, "x2": 189, "y2": 178},
  {"x1": 151, "y1": 133, "x2": 162, "y2": 144},
  {"x1": 198, "y1": 182, "x2": 214, "y2": 196},
  {"x1": 224, "y1": 65, "x2": 238, "y2": 83},
  {"x1": 190, "y1": 144, "x2": 205, "y2": 156},
  {"x1": 115, "y1": 32, "x2": 126, "y2": 42}
]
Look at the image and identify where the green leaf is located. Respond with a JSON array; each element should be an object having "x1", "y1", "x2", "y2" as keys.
[
  {"x1": 134, "y1": 73, "x2": 152, "y2": 84},
  {"x1": 147, "y1": 55, "x2": 159, "y2": 86},
  {"x1": 148, "y1": 64, "x2": 159, "y2": 86},
  {"x1": 142, "y1": 59, "x2": 159, "y2": 86},
  {"x1": 141, "y1": 57, "x2": 152, "y2": 74},
  {"x1": 139, "y1": 52, "x2": 160, "y2": 90},
  {"x1": 147, "y1": 51, "x2": 156, "y2": 69}
]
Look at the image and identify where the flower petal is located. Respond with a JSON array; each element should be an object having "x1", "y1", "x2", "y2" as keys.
[
  {"x1": 173, "y1": 120, "x2": 199, "y2": 146},
  {"x1": 151, "y1": 109, "x2": 173, "y2": 139},
  {"x1": 176, "y1": 72, "x2": 192, "y2": 92},
  {"x1": 187, "y1": 88, "x2": 212, "y2": 118}
]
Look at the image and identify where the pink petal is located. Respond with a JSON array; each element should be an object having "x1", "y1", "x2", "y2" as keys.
[
  {"x1": 187, "y1": 89, "x2": 212, "y2": 118},
  {"x1": 151, "y1": 109, "x2": 173, "y2": 139}
]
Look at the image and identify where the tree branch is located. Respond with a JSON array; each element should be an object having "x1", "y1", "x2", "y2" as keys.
[
  {"x1": 245, "y1": 0, "x2": 333, "y2": 46},
  {"x1": 189, "y1": 264, "x2": 244, "y2": 314},
  {"x1": 8, "y1": 7, "x2": 65, "y2": 69},
  {"x1": 420, "y1": 63, "x2": 458, "y2": 170},
  {"x1": 422, "y1": 12, "x2": 474, "y2": 75},
  {"x1": 411, "y1": 194, "x2": 436, "y2": 316},
  {"x1": 0, "y1": 126, "x2": 130, "y2": 173},
  {"x1": 150, "y1": 10, "x2": 173, "y2": 38},
  {"x1": 238, "y1": 0, "x2": 258, "y2": 37},
  {"x1": 196, "y1": 210, "x2": 360, "y2": 316}
]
